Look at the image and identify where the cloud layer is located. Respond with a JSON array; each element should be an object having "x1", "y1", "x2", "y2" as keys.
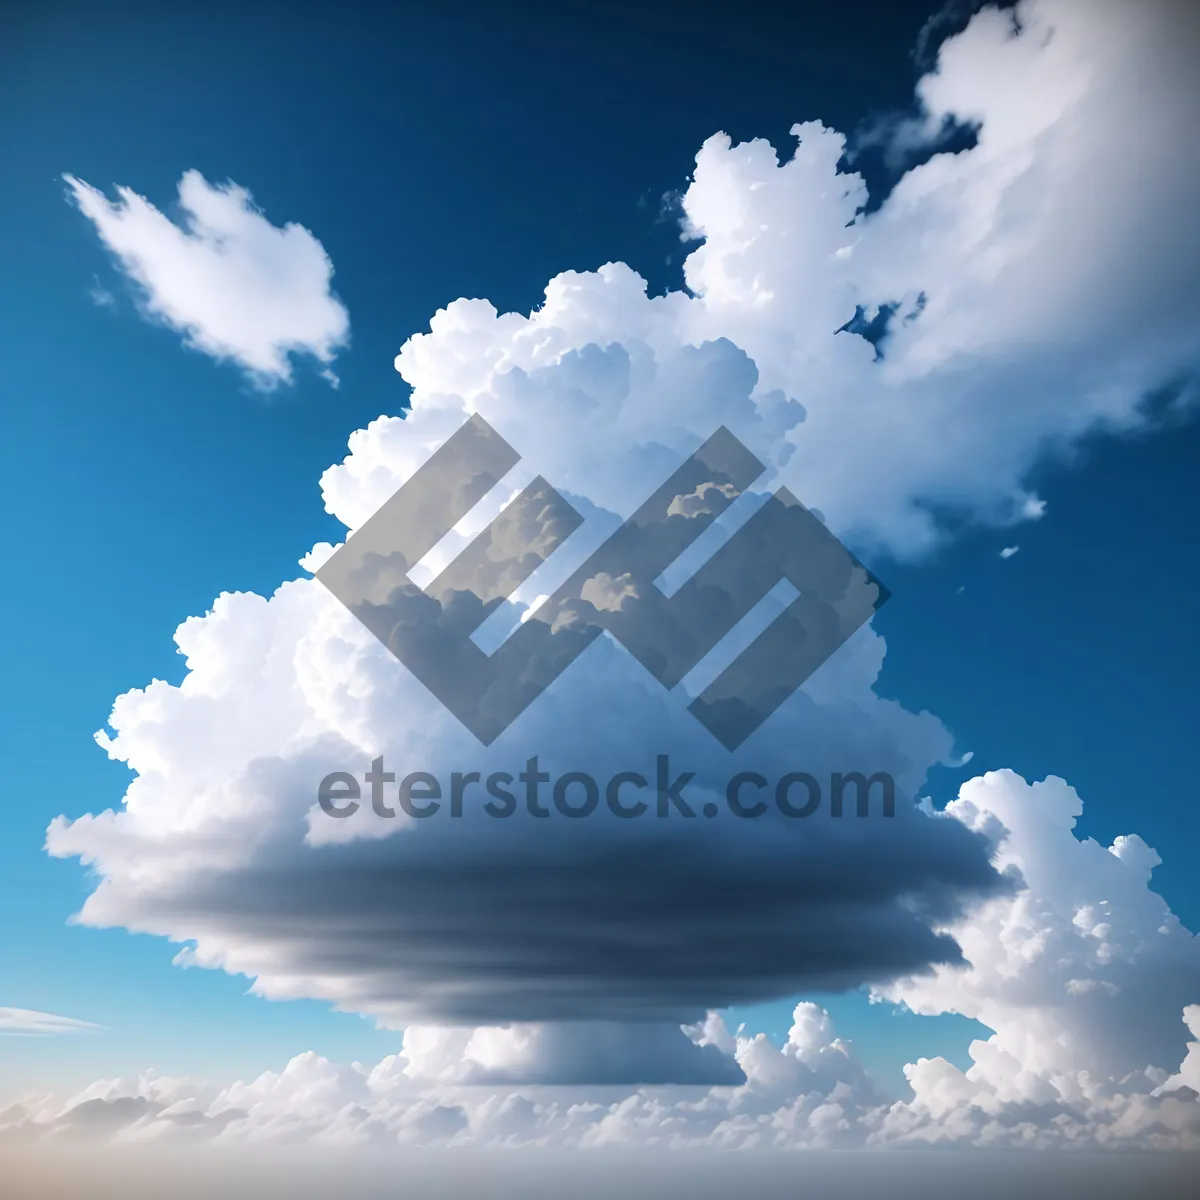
[{"x1": 14, "y1": 775, "x2": 1200, "y2": 1150}]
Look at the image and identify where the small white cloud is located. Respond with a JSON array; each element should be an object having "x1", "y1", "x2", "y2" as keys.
[
  {"x1": 0, "y1": 1006, "x2": 100, "y2": 1036},
  {"x1": 999, "y1": 545, "x2": 1020, "y2": 559},
  {"x1": 64, "y1": 170, "x2": 349, "y2": 390},
  {"x1": 88, "y1": 277, "x2": 115, "y2": 309},
  {"x1": 519, "y1": 594, "x2": 550, "y2": 624},
  {"x1": 579, "y1": 571, "x2": 640, "y2": 612},
  {"x1": 1021, "y1": 495, "x2": 1047, "y2": 520},
  {"x1": 298, "y1": 543, "x2": 339, "y2": 574}
]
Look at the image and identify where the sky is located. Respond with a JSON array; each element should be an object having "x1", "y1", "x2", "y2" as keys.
[{"x1": 2, "y1": 0, "x2": 1200, "y2": 1180}]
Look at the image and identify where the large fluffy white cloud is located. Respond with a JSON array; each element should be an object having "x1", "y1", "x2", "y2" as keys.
[
  {"x1": 40, "y1": 0, "x2": 1200, "y2": 1149},
  {"x1": 47, "y1": 571, "x2": 991, "y2": 1030},
  {"x1": 327, "y1": 0, "x2": 1200, "y2": 560},
  {"x1": 872, "y1": 771, "x2": 1200, "y2": 1148},
  {"x1": 880, "y1": 774, "x2": 1200, "y2": 1083},
  {"x1": 65, "y1": 169, "x2": 350, "y2": 388}
]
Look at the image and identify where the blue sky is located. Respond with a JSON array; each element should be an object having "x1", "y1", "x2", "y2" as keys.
[{"x1": 2, "y1": 0, "x2": 1199, "y2": 1162}]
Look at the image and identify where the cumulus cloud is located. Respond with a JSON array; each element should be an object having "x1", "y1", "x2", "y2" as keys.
[
  {"x1": 313, "y1": 4, "x2": 1200, "y2": 560},
  {"x1": 999, "y1": 545, "x2": 1019, "y2": 558},
  {"x1": 47, "y1": 587, "x2": 990, "y2": 1028},
  {"x1": 874, "y1": 771, "x2": 1200, "y2": 1147},
  {"x1": 65, "y1": 170, "x2": 349, "y2": 388},
  {"x1": 41, "y1": 0, "x2": 1200, "y2": 1142}
]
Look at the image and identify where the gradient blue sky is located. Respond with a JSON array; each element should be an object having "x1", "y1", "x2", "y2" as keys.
[{"x1": 2, "y1": 0, "x2": 1198, "y2": 1101}]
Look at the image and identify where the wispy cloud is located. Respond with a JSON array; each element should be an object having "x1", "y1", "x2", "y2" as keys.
[
  {"x1": 0, "y1": 1007, "x2": 100, "y2": 1036},
  {"x1": 88, "y1": 276, "x2": 115, "y2": 309}
]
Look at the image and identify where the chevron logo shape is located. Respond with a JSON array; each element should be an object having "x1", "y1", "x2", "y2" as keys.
[{"x1": 317, "y1": 415, "x2": 888, "y2": 749}]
